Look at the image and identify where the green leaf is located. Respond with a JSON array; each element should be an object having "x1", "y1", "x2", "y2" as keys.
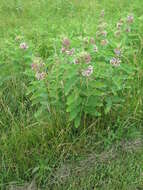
[
  {"x1": 67, "y1": 90, "x2": 81, "y2": 105},
  {"x1": 74, "y1": 116, "x2": 81, "y2": 128},
  {"x1": 105, "y1": 97, "x2": 112, "y2": 114},
  {"x1": 66, "y1": 98, "x2": 82, "y2": 112},
  {"x1": 64, "y1": 76, "x2": 78, "y2": 95},
  {"x1": 69, "y1": 106, "x2": 80, "y2": 121},
  {"x1": 86, "y1": 96, "x2": 103, "y2": 107}
]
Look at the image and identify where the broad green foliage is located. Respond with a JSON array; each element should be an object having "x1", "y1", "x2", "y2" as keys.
[
  {"x1": 0, "y1": 11, "x2": 140, "y2": 127},
  {"x1": 22, "y1": 12, "x2": 138, "y2": 127},
  {"x1": 0, "y1": 6, "x2": 142, "y2": 129}
]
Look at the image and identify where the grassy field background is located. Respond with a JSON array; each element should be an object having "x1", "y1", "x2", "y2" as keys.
[{"x1": 0, "y1": 0, "x2": 143, "y2": 189}]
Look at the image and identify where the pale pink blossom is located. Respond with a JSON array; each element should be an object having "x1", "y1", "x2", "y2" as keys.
[
  {"x1": 62, "y1": 38, "x2": 70, "y2": 47},
  {"x1": 61, "y1": 47, "x2": 67, "y2": 53},
  {"x1": 93, "y1": 45, "x2": 98, "y2": 53},
  {"x1": 31, "y1": 57, "x2": 45, "y2": 72},
  {"x1": 127, "y1": 15, "x2": 134, "y2": 23},
  {"x1": 35, "y1": 72, "x2": 46, "y2": 80},
  {"x1": 82, "y1": 65, "x2": 93, "y2": 77},
  {"x1": 84, "y1": 53, "x2": 91, "y2": 64},
  {"x1": 90, "y1": 37, "x2": 95, "y2": 44},
  {"x1": 66, "y1": 48, "x2": 75, "y2": 56},
  {"x1": 114, "y1": 48, "x2": 121, "y2": 56},
  {"x1": 110, "y1": 57, "x2": 121, "y2": 67},
  {"x1": 100, "y1": 39, "x2": 108, "y2": 46},
  {"x1": 117, "y1": 22, "x2": 123, "y2": 29},
  {"x1": 126, "y1": 27, "x2": 131, "y2": 33},
  {"x1": 20, "y1": 42, "x2": 28, "y2": 50},
  {"x1": 74, "y1": 58, "x2": 80, "y2": 64},
  {"x1": 101, "y1": 30, "x2": 107, "y2": 37},
  {"x1": 31, "y1": 63, "x2": 38, "y2": 71}
]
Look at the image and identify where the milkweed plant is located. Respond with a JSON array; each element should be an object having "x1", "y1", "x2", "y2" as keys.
[{"x1": 1, "y1": 11, "x2": 139, "y2": 128}]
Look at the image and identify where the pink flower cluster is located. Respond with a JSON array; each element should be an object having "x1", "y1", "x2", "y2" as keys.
[
  {"x1": 74, "y1": 58, "x2": 80, "y2": 65},
  {"x1": 101, "y1": 39, "x2": 108, "y2": 46},
  {"x1": 83, "y1": 37, "x2": 96, "y2": 46},
  {"x1": 80, "y1": 52, "x2": 92, "y2": 64},
  {"x1": 127, "y1": 15, "x2": 134, "y2": 23},
  {"x1": 82, "y1": 65, "x2": 93, "y2": 77},
  {"x1": 84, "y1": 53, "x2": 91, "y2": 64},
  {"x1": 101, "y1": 30, "x2": 107, "y2": 37},
  {"x1": 117, "y1": 19, "x2": 124, "y2": 29},
  {"x1": 62, "y1": 38, "x2": 70, "y2": 47},
  {"x1": 90, "y1": 37, "x2": 95, "y2": 44},
  {"x1": 61, "y1": 37, "x2": 75, "y2": 56},
  {"x1": 31, "y1": 57, "x2": 46, "y2": 80},
  {"x1": 35, "y1": 72, "x2": 46, "y2": 80},
  {"x1": 110, "y1": 46, "x2": 122, "y2": 67},
  {"x1": 115, "y1": 14, "x2": 134, "y2": 36},
  {"x1": 114, "y1": 48, "x2": 121, "y2": 56},
  {"x1": 110, "y1": 57, "x2": 121, "y2": 67},
  {"x1": 83, "y1": 37, "x2": 98, "y2": 53},
  {"x1": 126, "y1": 14, "x2": 134, "y2": 33},
  {"x1": 93, "y1": 44, "x2": 98, "y2": 53},
  {"x1": 19, "y1": 42, "x2": 29, "y2": 50},
  {"x1": 96, "y1": 10, "x2": 108, "y2": 46},
  {"x1": 115, "y1": 19, "x2": 124, "y2": 37},
  {"x1": 74, "y1": 52, "x2": 92, "y2": 65}
]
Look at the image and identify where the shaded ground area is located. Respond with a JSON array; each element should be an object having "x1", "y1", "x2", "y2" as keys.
[{"x1": 8, "y1": 138, "x2": 143, "y2": 190}]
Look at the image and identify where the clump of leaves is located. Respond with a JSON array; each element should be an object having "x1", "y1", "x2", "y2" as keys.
[{"x1": 7, "y1": 11, "x2": 137, "y2": 128}]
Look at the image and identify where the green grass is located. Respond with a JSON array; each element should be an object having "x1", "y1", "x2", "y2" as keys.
[{"x1": 0, "y1": 0, "x2": 143, "y2": 189}]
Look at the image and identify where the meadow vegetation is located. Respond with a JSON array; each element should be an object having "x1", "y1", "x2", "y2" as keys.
[{"x1": 0, "y1": 0, "x2": 143, "y2": 189}]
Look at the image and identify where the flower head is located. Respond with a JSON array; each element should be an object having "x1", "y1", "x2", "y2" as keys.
[
  {"x1": 20, "y1": 42, "x2": 28, "y2": 50},
  {"x1": 125, "y1": 27, "x2": 131, "y2": 33},
  {"x1": 117, "y1": 22, "x2": 123, "y2": 29},
  {"x1": 82, "y1": 65, "x2": 93, "y2": 77},
  {"x1": 83, "y1": 53, "x2": 91, "y2": 64},
  {"x1": 110, "y1": 57, "x2": 121, "y2": 67},
  {"x1": 79, "y1": 52, "x2": 91, "y2": 64},
  {"x1": 74, "y1": 58, "x2": 80, "y2": 64},
  {"x1": 31, "y1": 57, "x2": 45, "y2": 72},
  {"x1": 31, "y1": 63, "x2": 38, "y2": 71},
  {"x1": 35, "y1": 72, "x2": 46, "y2": 80},
  {"x1": 61, "y1": 47, "x2": 67, "y2": 53},
  {"x1": 66, "y1": 48, "x2": 75, "y2": 56},
  {"x1": 90, "y1": 37, "x2": 95, "y2": 44},
  {"x1": 62, "y1": 37, "x2": 70, "y2": 48},
  {"x1": 114, "y1": 48, "x2": 121, "y2": 56},
  {"x1": 93, "y1": 45, "x2": 98, "y2": 53},
  {"x1": 100, "y1": 39, "x2": 108, "y2": 46},
  {"x1": 101, "y1": 30, "x2": 107, "y2": 37},
  {"x1": 127, "y1": 15, "x2": 134, "y2": 23}
]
